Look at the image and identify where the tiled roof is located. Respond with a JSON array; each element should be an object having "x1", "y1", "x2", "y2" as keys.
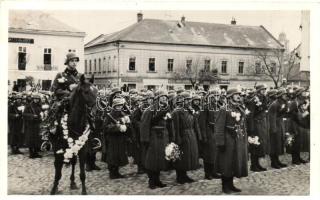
[
  {"x1": 85, "y1": 18, "x2": 283, "y2": 49},
  {"x1": 9, "y1": 10, "x2": 85, "y2": 37}
]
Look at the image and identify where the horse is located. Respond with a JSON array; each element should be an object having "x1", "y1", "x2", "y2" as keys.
[{"x1": 50, "y1": 74, "x2": 97, "y2": 195}]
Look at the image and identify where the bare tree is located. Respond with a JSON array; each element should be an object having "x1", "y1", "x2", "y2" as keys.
[
  {"x1": 246, "y1": 49, "x2": 285, "y2": 88},
  {"x1": 173, "y1": 56, "x2": 219, "y2": 89}
]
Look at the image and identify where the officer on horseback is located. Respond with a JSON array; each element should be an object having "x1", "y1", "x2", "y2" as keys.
[{"x1": 50, "y1": 52, "x2": 81, "y2": 101}]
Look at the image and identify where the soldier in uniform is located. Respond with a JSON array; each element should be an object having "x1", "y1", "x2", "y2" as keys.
[
  {"x1": 287, "y1": 87, "x2": 309, "y2": 165},
  {"x1": 140, "y1": 89, "x2": 173, "y2": 189},
  {"x1": 103, "y1": 98, "x2": 129, "y2": 179},
  {"x1": 172, "y1": 91, "x2": 200, "y2": 184},
  {"x1": 201, "y1": 88, "x2": 222, "y2": 180},
  {"x1": 8, "y1": 94, "x2": 24, "y2": 154},
  {"x1": 246, "y1": 84, "x2": 269, "y2": 172},
  {"x1": 23, "y1": 94, "x2": 43, "y2": 158},
  {"x1": 268, "y1": 88, "x2": 288, "y2": 169},
  {"x1": 216, "y1": 88, "x2": 248, "y2": 194},
  {"x1": 130, "y1": 94, "x2": 146, "y2": 174},
  {"x1": 50, "y1": 52, "x2": 81, "y2": 101}
]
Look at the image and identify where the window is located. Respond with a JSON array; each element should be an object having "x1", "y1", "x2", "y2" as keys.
[
  {"x1": 186, "y1": 59, "x2": 192, "y2": 71},
  {"x1": 167, "y1": 59, "x2": 174, "y2": 72},
  {"x1": 204, "y1": 59, "x2": 211, "y2": 72},
  {"x1": 167, "y1": 85, "x2": 174, "y2": 90},
  {"x1": 128, "y1": 84, "x2": 136, "y2": 90},
  {"x1": 255, "y1": 61, "x2": 262, "y2": 74},
  {"x1": 94, "y1": 59, "x2": 97, "y2": 73},
  {"x1": 270, "y1": 62, "x2": 276, "y2": 73},
  {"x1": 238, "y1": 61, "x2": 244, "y2": 74},
  {"x1": 18, "y1": 47, "x2": 27, "y2": 70},
  {"x1": 89, "y1": 60, "x2": 92, "y2": 74},
  {"x1": 107, "y1": 56, "x2": 111, "y2": 72},
  {"x1": 43, "y1": 48, "x2": 52, "y2": 70},
  {"x1": 85, "y1": 60, "x2": 87, "y2": 74},
  {"x1": 185, "y1": 85, "x2": 192, "y2": 90},
  {"x1": 221, "y1": 61, "x2": 227, "y2": 73},
  {"x1": 113, "y1": 56, "x2": 117, "y2": 72},
  {"x1": 103, "y1": 57, "x2": 106, "y2": 73},
  {"x1": 98, "y1": 58, "x2": 101, "y2": 73},
  {"x1": 149, "y1": 58, "x2": 155, "y2": 72},
  {"x1": 129, "y1": 57, "x2": 136, "y2": 71}
]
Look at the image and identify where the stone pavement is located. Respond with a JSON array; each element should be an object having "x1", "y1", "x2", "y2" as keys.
[{"x1": 8, "y1": 148, "x2": 309, "y2": 195}]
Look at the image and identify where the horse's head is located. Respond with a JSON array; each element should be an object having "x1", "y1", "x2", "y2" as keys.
[{"x1": 76, "y1": 74, "x2": 98, "y2": 108}]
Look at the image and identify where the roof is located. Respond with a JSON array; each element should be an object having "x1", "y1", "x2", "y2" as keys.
[
  {"x1": 9, "y1": 10, "x2": 85, "y2": 37},
  {"x1": 85, "y1": 18, "x2": 284, "y2": 50}
]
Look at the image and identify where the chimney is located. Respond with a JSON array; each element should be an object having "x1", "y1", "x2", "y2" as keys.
[
  {"x1": 231, "y1": 17, "x2": 236, "y2": 25},
  {"x1": 181, "y1": 16, "x2": 186, "y2": 26},
  {"x1": 137, "y1": 12, "x2": 143, "y2": 22}
]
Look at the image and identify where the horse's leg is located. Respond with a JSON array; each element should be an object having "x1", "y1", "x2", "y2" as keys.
[
  {"x1": 70, "y1": 156, "x2": 78, "y2": 190},
  {"x1": 50, "y1": 154, "x2": 63, "y2": 195},
  {"x1": 79, "y1": 148, "x2": 87, "y2": 195}
]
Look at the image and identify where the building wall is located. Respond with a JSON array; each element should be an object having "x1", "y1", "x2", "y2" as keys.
[
  {"x1": 8, "y1": 31, "x2": 84, "y2": 89},
  {"x1": 85, "y1": 42, "x2": 275, "y2": 90}
]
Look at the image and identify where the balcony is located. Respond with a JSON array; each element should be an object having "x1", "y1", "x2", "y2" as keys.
[{"x1": 37, "y1": 65, "x2": 58, "y2": 71}]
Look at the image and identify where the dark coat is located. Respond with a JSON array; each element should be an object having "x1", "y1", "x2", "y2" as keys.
[
  {"x1": 131, "y1": 107, "x2": 143, "y2": 165},
  {"x1": 103, "y1": 110, "x2": 129, "y2": 167},
  {"x1": 50, "y1": 68, "x2": 81, "y2": 101},
  {"x1": 287, "y1": 100, "x2": 310, "y2": 154},
  {"x1": 199, "y1": 109, "x2": 220, "y2": 173},
  {"x1": 8, "y1": 102, "x2": 24, "y2": 146},
  {"x1": 246, "y1": 95, "x2": 270, "y2": 157},
  {"x1": 140, "y1": 105, "x2": 173, "y2": 171},
  {"x1": 216, "y1": 103, "x2": 248, "y2": 178},
  {"x1": 23, "y1": 102, "x2": 42, "y2": 148},
  {"x1": 171, "y1": 107, "x2": 199, "y2": 171},
  {"x1": 268, "y1": 99, "x2": 287, "y2": 156}
]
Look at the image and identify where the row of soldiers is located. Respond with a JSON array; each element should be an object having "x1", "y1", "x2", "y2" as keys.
[
  {"x1": 8, "y1": 91, "x2": 52, "y2": 158},
  {"x1": 89, "y1": 84, "x2": 310, "y2": 193}
]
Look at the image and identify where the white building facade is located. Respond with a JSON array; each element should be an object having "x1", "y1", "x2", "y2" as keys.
[
  {"x1": 85, "y1": 14, "x2": 284, "y2": 91},
  {"x1": 8, "y1": 11, "x2": 85, "y2": 91}
]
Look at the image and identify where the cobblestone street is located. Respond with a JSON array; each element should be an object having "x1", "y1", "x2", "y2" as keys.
[{"x1": 8, "y1": 148, "x2": 309, "y2": 195}]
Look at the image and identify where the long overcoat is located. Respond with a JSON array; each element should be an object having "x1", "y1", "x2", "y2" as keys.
[
  {"x1": 199, "y1": 108, "x2": 221, "y2": 174},
  {"x1": 23, "y1": 102, "x2": 42, "y2": 148},
  {"x1": 268, "y1": 99, "x2": 287, "y2": 155},
  {"x1": 103, "y1": 110, "x2": 129, "y2": 167},
  {"x1": 215, "y1": 104, "x2": 248, "y2": 178},
  {"x1": 171, "y1": 107, "x2": 200, "y2": 171},
  {"x1": 246, "y1": 95, "x2": 270, "y2": 157},
  {"x1": 140, "y1": 105, "x2": 173, "y2": 171},
  {"x1": 8, "y1": 102, "x2": 24, "y2": 146}
]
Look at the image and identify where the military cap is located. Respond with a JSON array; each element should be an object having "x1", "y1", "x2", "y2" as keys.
[
  {"x1": 180, "y1": 91, "x2": 192, "y2": 99},
  {"x1": 227, "y1": 88, "x2": 241, "y2": 98},
  {"x1": 267, "y1": 89, "x2": 278, "y2": 98},
  {"x1": 176, "y1": 87, "x2": 185, "y2": 95},
  {"x1": 255, "y1": 84, "x2": 267, "y2": 92},
  {"x1": 32, "y1": 93, "x2": 41, "y2": 99},
  {"x1": 276, "y1": 88, "x2": 287, "y2": 97},
  {"x1": 129, "y1": 89, "x2": 138, "y2": 95},
  {"x1": 64, "y1": 52, "x2": 79, "y2": 65},
  {"x1": 192, "y1": 94, "x2": 201, "y2": 101},
  {"x1": 154, "y1": 89, "x2": 168, "y2": 99},
  {"x1": 112, "y1": 97, "x2": 125, "y2": 107}
]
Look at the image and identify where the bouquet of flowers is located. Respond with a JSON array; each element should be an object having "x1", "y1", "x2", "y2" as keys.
[
  {"x1": 254, "y1": 96, "x2": 262, "y2": 106},
  {"x1": 245, "y1": 108, "x2": 251, "y2": 115},
  {"x1": 163, "y1": 112, "x2": 172, "y2": 120},
  {"x1": 165, "y1": 142, "x2": 181, "y2": 162},
  {"x1": 17, "y1": 105, "x2": 25, "y2": 112},
  {"x1": 42, "y1": 104, "x2": 49, "y2": 110},
  {"x1": 231, "y1": 111, "x2": 241, "y2": 121},
  {"x1": 57, "y1": 77, "x2": 67, "y2": 83},
  {"x1": 285, "y1": 132, "x2": 294, "y2": 146},
  {"x1": 248, "y1": 136, "x2": 260, "y2": 145}
]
